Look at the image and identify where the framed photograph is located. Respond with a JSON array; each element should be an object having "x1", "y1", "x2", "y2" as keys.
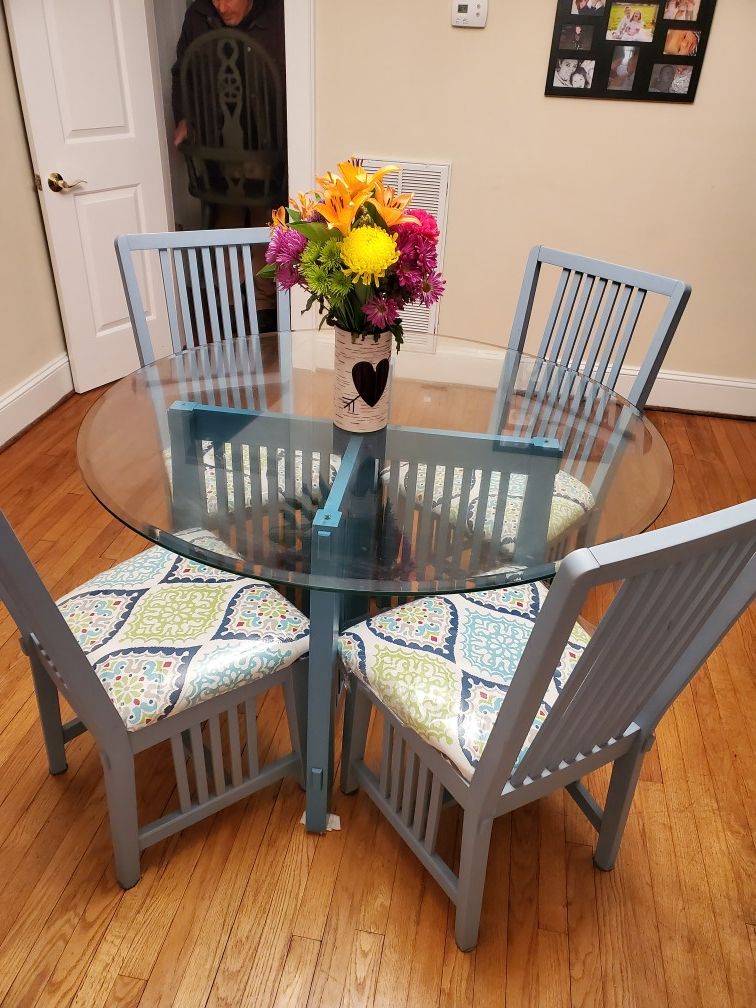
[
  {"x1": 559, "y1": 23, "x2": 595, "y2": 49},
  {"x1": 606, "y1": 4, "x2": 659, "y2": 44},
  {"x1": 545, "y1": 0, "x2": 717, "y2": 102}
]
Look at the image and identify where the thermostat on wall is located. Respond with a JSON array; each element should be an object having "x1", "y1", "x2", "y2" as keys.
[{"x1": 451, "y1": 0, "x2": 487, "y2": 28}]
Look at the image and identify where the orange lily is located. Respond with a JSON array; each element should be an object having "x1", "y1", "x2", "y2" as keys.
[
  {"x1": 316, "y1": 158, "x2": 399, "y2": 202},
  {"x1": 270, "y1": 205, "x2": 288, "y2": 229},
  {"x1": 368, "y1": 182, "x2": 418, "y2": 229},
  {"x1": 289, "y1": 190, "x2": 320, "y2": 219},
  {"x1": 317, "y1": 176, "x2": 371, "y2": 235}
]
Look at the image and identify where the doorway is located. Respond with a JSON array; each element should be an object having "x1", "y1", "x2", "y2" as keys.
[{"x1": 150, "y1": 0, "x2": 311, "y2": 233}]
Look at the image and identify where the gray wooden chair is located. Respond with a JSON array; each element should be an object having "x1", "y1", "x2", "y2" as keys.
[
  {"x1": 502, "y1": 244, "x2": 691, "y2": 411},
  {"x1": 115, "y1": 229, "x2": 294, "y2": 518},
  {"x1": 339, "y1": 499, "x2": 756, "y2": 950},
  {"x1": 115, "y1": 227, "x2": 291, "y2": 369},
  {"x1": 178, "y1": 30, "x2": 287, "y2": 226},
  {"x1": 0, "y1": 513, "x2": 309, "y2": 889},
  {"x1": 483, "y1": 245, "x2": 693, "y2": 556},
  {"x1": 402, "y1": 247, "x2": 691, "y2": 562}
]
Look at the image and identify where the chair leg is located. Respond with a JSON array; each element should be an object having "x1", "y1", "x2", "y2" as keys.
[
  {"x1": 100, "y1": 746, "x2": 141, "y2": 889},
  {"x1": 454, "y1": 812, "x2": 494, "y2": 951},
  {"x1": 28, "y1": 651, "x2": 68, "y2": 775},
  {"x1": 340, "y1": 681, "x2": 372, "y2": 795},
  {"x1": 283, "y1": 661, "x2": 309, "y2": 789},
  {"x1": 594, "y1": 741, "x2": 646, "y2": 871}
]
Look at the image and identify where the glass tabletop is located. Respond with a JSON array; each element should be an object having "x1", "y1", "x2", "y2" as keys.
[{"x1": 77, "y1": 331, "x2": 673, "y2": 595}]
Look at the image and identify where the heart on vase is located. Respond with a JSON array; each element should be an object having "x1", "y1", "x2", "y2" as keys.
[{"x1": 352, "y1": 358, "x2": 390, "y2": 408}]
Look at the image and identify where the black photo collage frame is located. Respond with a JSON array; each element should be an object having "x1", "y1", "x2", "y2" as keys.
[{"x1": 545, "y1": 0, "x2": 718, "y2": 102}]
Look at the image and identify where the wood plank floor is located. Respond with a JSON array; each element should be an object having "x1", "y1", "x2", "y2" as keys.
[{"x1": 0, "y1": 392, "x2": 754, "y2": 1008}]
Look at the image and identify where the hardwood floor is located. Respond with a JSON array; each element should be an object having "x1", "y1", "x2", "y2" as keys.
[{"x1": 0, "y1": 393, "x2": 754, "y2": 1008}]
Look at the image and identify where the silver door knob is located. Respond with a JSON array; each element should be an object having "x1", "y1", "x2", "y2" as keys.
[{"x1": 47, "y1": 172, "x2": 86, "y2": 193}]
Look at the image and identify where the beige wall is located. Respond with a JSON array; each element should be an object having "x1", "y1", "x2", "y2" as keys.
[
  {"x1": 316, "y1": 0, "x2": 756, "y2": 382},
  {"x1": 0, "y1": 8, "x2": 65, "y2": 396}
]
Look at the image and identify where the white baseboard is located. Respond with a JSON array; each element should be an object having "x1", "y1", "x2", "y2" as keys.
[
  {"x1": 619, "y1": 367, "x2": 756, "y2": 416},
  {"x1": 0, "y1": 354, "x2": 74, "y2": 449},
  {"x1": 303, "y1": 333, "x2": 755, "y2": 417}
]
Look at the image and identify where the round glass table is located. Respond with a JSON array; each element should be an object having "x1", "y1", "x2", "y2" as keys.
[{"x1": 78, "y1": 330, "x2": 673, "y2": 830}]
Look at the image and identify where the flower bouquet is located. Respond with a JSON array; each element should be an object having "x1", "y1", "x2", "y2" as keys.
[{"x1": 259, "y1": 158, "x2": 446, "y2": 431}]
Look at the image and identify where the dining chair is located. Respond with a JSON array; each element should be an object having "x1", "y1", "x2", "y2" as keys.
[
  {"x1": 338, "y1": 498, "x2": 756, "y2": 950},
  {"x1": 115, "y1": 227, "x2": 291, "y2": 369},
  {"x1": 503, "y1": 244, "x2": 691, "y2": 411},
  {"x1": 116, "y1": 228, "x2": 297, "y2": 521},
  {"x1": 493, "y1": 245, "x2": 691, "y2": 548},
  {"x1": 0, "y1": 513, "x2": 310, "y2": 889},
  {"x1": 402, "y1": 247, "x2": 691, "y2": 561}
]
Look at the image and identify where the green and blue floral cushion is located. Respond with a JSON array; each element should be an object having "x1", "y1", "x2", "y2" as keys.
[
  {"x1": 386, "y1": 463, "x2": 595, "y2": 555},
  {"x1": 56, "y1": 531, "x2": 309, "y2": 732},
  {"x1": 338, "y1": 581, "x2": 590, "y2": 782}
]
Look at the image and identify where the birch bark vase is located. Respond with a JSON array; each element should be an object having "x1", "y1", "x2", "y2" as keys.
[{"x1": 333, "y1": 326, "x2": 392, "y2": 433}]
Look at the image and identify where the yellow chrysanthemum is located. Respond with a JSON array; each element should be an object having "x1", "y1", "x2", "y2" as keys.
[{"x1": 340, "y1": 226, "x2": 399, "y2": 285}]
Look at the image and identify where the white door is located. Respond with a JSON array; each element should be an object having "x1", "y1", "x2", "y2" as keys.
[{"x1": 5, "y1": 0, "x2": 173, "y2": 392}]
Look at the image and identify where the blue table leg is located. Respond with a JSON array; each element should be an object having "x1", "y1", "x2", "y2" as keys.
[{"x1": 305, "y1": 587, "x2": 341, "y2": 832}]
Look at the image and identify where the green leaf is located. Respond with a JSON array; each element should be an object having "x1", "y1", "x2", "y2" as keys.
[
  {"x1": 287, "y1": 208, "x2": 301, "y2": 223},
  {"x1": 256, "y1": 263, "x2": 277, "y2": 279},
  {"x1": 290, "y1": 221, "x2": 333, "y2": 244}
]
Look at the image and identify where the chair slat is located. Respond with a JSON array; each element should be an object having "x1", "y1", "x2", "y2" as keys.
[
  {"x1": 170, "y1": 734, "x2": 193, "y2": 813},
  {"x1": 189, "y1": 724, "x2": 209, "y2": 804},
  {"x1": 245, "y1": 699, "x2": 259, "y2": 778},
  {"x1": 227, "y1": 706, "x2": 244, "y2": 787},
  {"x1": 208, "y1": 714, "x2": 226, "y2": 797}
]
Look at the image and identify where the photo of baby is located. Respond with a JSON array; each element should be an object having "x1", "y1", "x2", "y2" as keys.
[
  {"x1": 607, "y1": 4, "x2": 659, "y2": 43},
  {"x1": 663, "y1": 29, "x2": 700, "y2": 55},
  {"x1": 571, "y1": 1, "x2": 607, "y2": 13},
  {"x1": 649, "y1": 62, "x2": 693, "y2": 93},
  {"x1": 608, "y1": 45, "x2": 639, "y2": 89},
  {"x1": 663, "y1": 0, "x2": 700, "y2": 20},
  {"x1": 553, "y1": 58, "x2": 596, "y2": 88}
]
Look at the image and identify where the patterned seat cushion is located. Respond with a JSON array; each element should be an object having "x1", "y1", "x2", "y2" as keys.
[
  {"x1": 164, "y1": 445, "x2": 339, "y2": 515},
  {"x1": 56, "y1": 530, "x2": 309, "y2": 732},
  {"x1": 338, "y1": 581, "x2": 590, "y2": 782},
  {"x1": 386, "y1": 463, "x2": 595, "y2": 555}
]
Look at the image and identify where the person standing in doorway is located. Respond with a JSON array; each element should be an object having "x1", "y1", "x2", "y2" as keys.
[{"x1": 171, "y1": 0, "x2": 286, "y2": 332}]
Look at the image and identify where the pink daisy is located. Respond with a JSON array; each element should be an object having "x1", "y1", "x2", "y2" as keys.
[
  {"x1": 363, "y1": 296, "x2": 402, "y2": 328},
  {"x1": 417, "y1": 271, "x2": 445, "y2": 307}
]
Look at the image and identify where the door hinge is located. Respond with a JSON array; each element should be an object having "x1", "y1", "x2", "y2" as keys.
[{"x1": 33, "y1": 173, "x2": 42, "y2": 192}]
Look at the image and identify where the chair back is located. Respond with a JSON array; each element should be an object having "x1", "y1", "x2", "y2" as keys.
[
  {"x1": 0, "y1": 512, "x2": 125, "y2": 741},
  {"x1": 115, "y1": 228, "x2": 290, "y2": 366},
  {"x1": 506, "y1": 245, "x2": 691, "y2": 409},
  {"x1": 179, "y1": 29, "x2": 287, "y2": 212},
  {"x1": 471, "y1": 499, "x2": 756, "y2": 805}
]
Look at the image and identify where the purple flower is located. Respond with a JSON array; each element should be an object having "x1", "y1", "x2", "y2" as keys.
[
  {"x1": 396, "y1": 267, "x2": 423, "y2": 298},
  {"x1": 417, "y1": 271, "x2": 445, "y2": 307},
  {"x1": 395, "y1": 207, "x2": 439, "y2": 241},
  {"x1": 362, "y1": 296, "x2": 402, "y2": 328},
  {"x1": 265, "y1": 227, "x2": 307, "y2": 267},
  {"x1": 395, "y1": 229, "x2": 438, "y2": 278},
  {"x1": 276, "y1": 262, "x2": 304, "y2": 291}
]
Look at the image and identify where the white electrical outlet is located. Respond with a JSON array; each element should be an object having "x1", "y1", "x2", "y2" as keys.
[{"x1": 451, "y1": 0, "x2": 487, "y2": 28}]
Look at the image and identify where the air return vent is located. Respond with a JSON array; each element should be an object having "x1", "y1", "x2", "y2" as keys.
[{"x1": 359, "y1": 158, "x2": 451, "y2": 352}]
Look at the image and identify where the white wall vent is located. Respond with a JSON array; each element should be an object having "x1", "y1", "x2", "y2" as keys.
[{"x1": 359, "y1": 157, "x2": 451, "y2": 352}]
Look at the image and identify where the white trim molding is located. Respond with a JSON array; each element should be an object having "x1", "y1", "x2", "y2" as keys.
[
  {"x1": 0, "y1": 354, "x2": 73, "y2": 448},
  {"x1": 619, "y1": 367, "x2": 756, "y2": 416},
  {"x1": 305, "y1": 334, "x2": 755, "y2": 418}
]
